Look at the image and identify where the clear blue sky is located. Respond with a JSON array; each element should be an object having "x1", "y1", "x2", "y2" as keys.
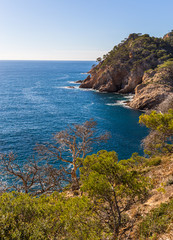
[{"x1": 0, "y1": 0, "x2": 173, "y2": 60}]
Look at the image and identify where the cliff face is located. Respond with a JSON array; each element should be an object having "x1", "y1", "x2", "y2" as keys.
[
  {"x1": 80, "y1": 64, "x2": 146, "y2": 93},
  {"x1": 128, "y1": 63, "x2": 173, "y2": 110},
  {"x1": 80, "y1": 65, "x2": 129, "y2": 92},
  {"x1": 128, "y1": 83, "x2": 173, "y2": 110},
  {"x1": 80, "y1": 32, "x2": 173, "y2": 110}
]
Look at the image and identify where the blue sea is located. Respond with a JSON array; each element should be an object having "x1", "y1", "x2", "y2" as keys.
[{"x1": 0, "y1": 60, "x2": 147, "y2": 161}]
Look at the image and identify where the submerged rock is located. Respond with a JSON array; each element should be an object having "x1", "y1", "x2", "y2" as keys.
[
  {"x1": 75, "y1": 80, "x2": 83, "y2": 83},
  {"x1": 67, "y1": 86, "x2": 75, "y2": 89}
]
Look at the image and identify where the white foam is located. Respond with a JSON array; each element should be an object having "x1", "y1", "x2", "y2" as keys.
[
  {"x1": 106, "y1": 100, "x2": 131, "y2": 108},
  {"x1": 68, "y1": 81, "x2": 80, "y2": 84},
  {"x1": 77, "y1": 88, "x2": 107, "y2": 93},
  {"x1": 106, "y1": 101, "x2": 123, "y2": 106},
  {"x1": 54, "y1": 86, "x2": 79, "y2": 90},
  {"x1": 124, "y1": 94, "x2": 134, "y2": 100},
  {"x1": 78, "y1": 87, "x2": 96, "y2": 92},
  {"x1": 80, "y1": 72, "x2": 88, "y2": 75}
]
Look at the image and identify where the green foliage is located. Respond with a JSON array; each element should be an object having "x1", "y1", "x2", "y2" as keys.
[
  {"x1": 80, "y1": 150, "x2": 150, "y2": 238},
  {"x1": 139, "y1": 199, "x2": 173, "y2": 239},
  {"x1": 145, "y1": 157, "x2": 162, "y2": 167},
  {"x1": 120, "y1": 152, "x2": 147, "y2": 169},
  {"x1": 140, "y1": 109, "x2": 173, "y2": 135},
  {"x1": 157, "y1": 58, "x2": 173, "y2": 69},
  {"x1": 97, "y1": 33, "x2": 173, "y2": 73},
  {"x1": 139, "y1": 109, "x2": 173, "y2": 154},
  {"x1": 81, "y1": 150, "x2": 149, "y2": 202},
  {"x1": 0, "y1": 151, "x2": 151, "y2": 239},
  {"x1": 0, "y1": 192, "x2": 103, "y2": 240}
]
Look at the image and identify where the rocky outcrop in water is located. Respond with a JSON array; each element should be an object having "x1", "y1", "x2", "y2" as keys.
[
  {"x1": 80, "y1": 64, "x2": 144, "y2": 93},
  {"x1": 80, "y1": 32, "x2": 173, "y2": 110}
]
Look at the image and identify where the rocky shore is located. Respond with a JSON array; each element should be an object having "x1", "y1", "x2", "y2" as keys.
[{"x1": 80, "y1": 32, "x2": 173, "y2": 111}]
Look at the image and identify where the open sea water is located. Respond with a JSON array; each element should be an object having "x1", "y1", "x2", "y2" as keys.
[{"x1": 0, "y1": 60, "x2": 148, "y2": 161}]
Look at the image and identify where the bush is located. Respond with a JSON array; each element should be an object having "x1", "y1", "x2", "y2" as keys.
[
  {"x1": 157, "y1": 58, "x2": 173, "y2": 69},
  {"x1": 80, "y1": 150, "x2": 150, "y2": 239},
  {"x1": 139, "y1": 199, "x2": 173, "y2": 239},
  {"x1": 139, "y1": 109, "x2": 173, "y2": 155},
  {"x1": 145, "y1": 157, "x2": 162, "y2": 167},
  {"x1": 0, "y1": 192, "x2": 103, "y2": 240}
]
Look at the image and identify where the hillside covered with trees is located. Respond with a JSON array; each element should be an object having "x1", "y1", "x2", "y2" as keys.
[{"x1": 80, "y1": 31, "x2": 173, "y2": 110}]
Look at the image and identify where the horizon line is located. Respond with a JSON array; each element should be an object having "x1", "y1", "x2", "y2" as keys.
[{"x1": 0, "y1": 59, "x2": 96, "y2": 61}]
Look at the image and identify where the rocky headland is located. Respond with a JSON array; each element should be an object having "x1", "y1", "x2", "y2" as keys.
[{"x1": 80, "y1": 31, "x2": 173, "y2": 111}]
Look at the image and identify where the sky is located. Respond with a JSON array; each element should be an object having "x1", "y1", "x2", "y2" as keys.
[{"x1": 0, "y1": 0, "x2": 173, "y2": 60}]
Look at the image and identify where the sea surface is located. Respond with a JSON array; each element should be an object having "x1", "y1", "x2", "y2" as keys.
[{"x1": 0, "y1": 60, "x2": 148, "y2": 162}]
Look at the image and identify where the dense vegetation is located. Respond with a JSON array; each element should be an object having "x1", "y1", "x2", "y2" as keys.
[
  {"x1": 80, "y1": 150, "x2": 150, "y2": 238},
  {"x1": 0, "y1": 152, "x2": 151, "y2": 240},
  {"x1": 0, "y1": 192, "x2": 103, "y2": 240},
  {"x1": 139, "y1": 199, "x2": 173, "y2": 239},
  {"x1": 0, "y1": 110, "x2": 173, "y2": 239},
  {"x1": 95, "y1": 33, "x2": 173, "y2": 72},
  {"x1": 157, "y1": 58, "x2": 173, "y2": 70}
]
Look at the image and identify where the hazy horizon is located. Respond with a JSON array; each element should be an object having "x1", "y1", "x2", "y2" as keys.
[{"x1": 0, "y1": 59, "x2": 96, "y2": 61}]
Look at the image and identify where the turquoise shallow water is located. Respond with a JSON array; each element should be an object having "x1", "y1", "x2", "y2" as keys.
[{"x1": 0, "y1": 60, "x2": 148, "y2": 161}]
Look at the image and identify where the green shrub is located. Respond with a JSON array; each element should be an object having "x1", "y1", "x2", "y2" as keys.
[
  {"x1": 157, "y1": 58, "x2": 173, "y2": 69},
  {"x1": 139, "y1": 109, "x2": 173, "y2": 155},
  {"x1": 96, "y1": 33, "x2": 173, "y2": 74},
  {"x1": 80, "y1": 150, "x2": 150, "y2": 239},
  {"x1": 145, "y1": 157, "x2": 162, "y2": 167},
  {"x1": 0, "y1": 192, "x2": 103, "y2": 240},
  {"x1": 139, "y1": 199, "x2": 173, "y2": 239}
]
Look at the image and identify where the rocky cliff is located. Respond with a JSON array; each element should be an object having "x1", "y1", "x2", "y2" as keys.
[
  {"x1": 128, "y1": 60, "x2": 173, "y2": 110},
  {"x1": 80, "y1": 32, "x2": 173, "y2": 110}
]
